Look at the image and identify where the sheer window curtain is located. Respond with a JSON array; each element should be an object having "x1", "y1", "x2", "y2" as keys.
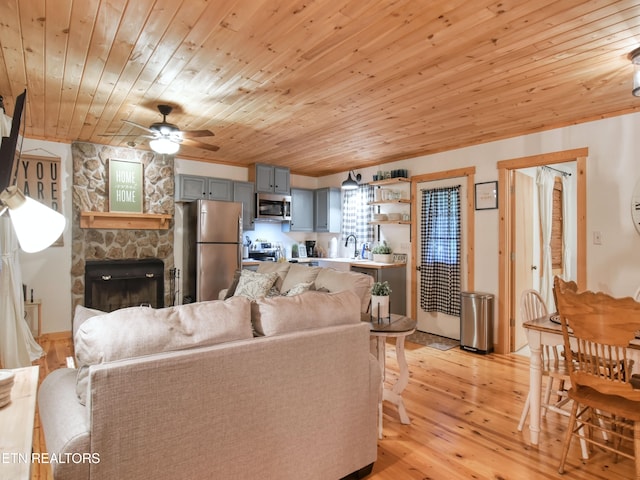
[
  {"x1": 420, "y1": 186, "x2": 461, "y2": 317},
  {"x1": 341, "y1": 184, "x2": 375, "y2": 244},
  {"x1": 0, "y1": 215, "x2": 43, "y2": 368},
  {"x1": 561, "y1": 174, "x2": 573, "y2": 281},
  {"x1": 537, "y1": 167, "x2": 555, "y2": 310}
]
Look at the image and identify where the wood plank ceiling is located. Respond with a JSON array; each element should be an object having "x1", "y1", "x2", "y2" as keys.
[{"x1": 0, "y1": 0, "x2": 639, "y2": 177}]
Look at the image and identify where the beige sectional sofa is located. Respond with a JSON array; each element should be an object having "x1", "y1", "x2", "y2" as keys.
[{"x1": 38, "y1": 268, "x2": 379, "y2": 480}]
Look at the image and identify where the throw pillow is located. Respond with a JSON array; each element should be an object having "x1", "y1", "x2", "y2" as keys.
[
  {"x1": 256, "y1": 262, "x2": 290, "y2": 291},
  {"x1": 252, "y1": 290, "x2": 360, "y2": 336},
  {"x1": 224, "y1": 269, "x2": 242, "y2": 299},
  {"x1": 233, "y1": 269, "x2": 279, "y2": 300},
  {"x1": 74, "y1": 296, "x2": 253, "y2": 405},
  {"x1": 279, "y1": 264, "x2": 321, "y2": 293},
  {"x1": 285, "y1": 282, "x2": 314, "y2": 296}
]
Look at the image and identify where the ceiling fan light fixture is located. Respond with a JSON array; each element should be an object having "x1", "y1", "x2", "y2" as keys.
[
  {"x1": 341, "y1": 171, "x2": 361, "y2": 190},
  {"x1": 629, "y1": 47, "x2": 640, "y2": 97},
  {"x1": 149, "y1": 137, "x2": 180, "y2": 154}
]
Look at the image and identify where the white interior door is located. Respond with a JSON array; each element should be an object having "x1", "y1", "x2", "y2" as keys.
[
  {"x1": 415, "y1": 178, "x2": 467, "y2": 339},
  {"x1": 512, "y1": 170, "x2": 535, "y2": 351}
]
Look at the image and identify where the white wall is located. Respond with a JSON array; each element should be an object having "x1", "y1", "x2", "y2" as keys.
[{"x1": 15, "y1": 112, "x2": 640, "y2": 333}]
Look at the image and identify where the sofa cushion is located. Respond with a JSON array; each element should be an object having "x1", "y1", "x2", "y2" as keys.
[
  {"x1": 256, "y1": 262, "x2": 290, "y2": 291},
  {"x1": 285, "y1": 281, "x2": 314, "y2": 296},
  {"x1": 72, "y1": 305, "x2": 106, "y2": 339},
  {"x1": 252, "y1": 290, "x2": 360, "y2": 336},
  {"x1": 314, "y1": 268, "x2": 373, "y2": 312},
  {"x1": 280, "y1": 264, "x2": 321, "y2": 294},
  {"x1": 74, "y1": 296, "x2": 253, "y2": 405},
  {"x1": 233, "y1": 269, "x2": 279, "y2": 300}
]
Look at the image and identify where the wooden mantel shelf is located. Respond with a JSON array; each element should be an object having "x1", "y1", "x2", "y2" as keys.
[{"x1": 80, "y1": 211, "x2": 172, "y2": 230}]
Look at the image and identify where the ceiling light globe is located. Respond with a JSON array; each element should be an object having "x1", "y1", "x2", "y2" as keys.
[{"x1": 149, "y1": 138, "x2": 180, "y2": 154}]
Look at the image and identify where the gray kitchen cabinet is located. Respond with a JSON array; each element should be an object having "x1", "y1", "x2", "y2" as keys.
[
  {"x1": 208, "y1": 177, "x2": 233, "y2": 201},
  {"x1": 175, "y1": 174, "x2": 232, "y2": 202},
  {"x1": 314, "y1": 187, "x2": 341, "y2": 233},
  {"x1": 350, "y1": 263, "x2": 406, "y2": 315},
  {"x1": 252, "y1": 163, "x2": 290, "y2": 194},
  {"x1": 233, "y1": 180, "x2": 255, "y2": 231},
  {"x1": 175, "y1": 174, "x2": 208, "y2": 202},
  {"x1": 287, "y1": 188, "x2": 314, "y2": 232}
]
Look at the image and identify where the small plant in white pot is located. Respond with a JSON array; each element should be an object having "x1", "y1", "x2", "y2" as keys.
[
  {"x1": 371, "y1": 281, "x2": 392, "y2": 320},
  {"x1": 371, "y1": 241, "x2": 393, "y2": 263}
]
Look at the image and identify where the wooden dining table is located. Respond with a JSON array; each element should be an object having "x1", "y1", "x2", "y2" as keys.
[{"x1": 522, "y1": 315, "x2": 640, "y2": 445}]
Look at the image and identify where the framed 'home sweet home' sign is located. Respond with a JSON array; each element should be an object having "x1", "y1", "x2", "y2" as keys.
[{"x1": 109, "y1": 159, "x2": 143, "y2": 213}]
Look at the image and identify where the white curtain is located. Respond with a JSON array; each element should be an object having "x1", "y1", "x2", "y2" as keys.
[
  {"x1": 561, "y1": 174, "x2": 573, "y2": 281},
  {"x1": 536, "y1": 168, "x2": 555, "y2": 311},
  {"x1": 0, "y1": 215, "x2": 43, "y2": 368}
]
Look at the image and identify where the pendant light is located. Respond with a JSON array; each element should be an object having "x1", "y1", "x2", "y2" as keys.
[{"x1": 341, "y1": 171, "x2": 362, "y2": 190}]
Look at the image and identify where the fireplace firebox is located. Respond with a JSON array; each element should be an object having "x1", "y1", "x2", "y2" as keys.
[{"x1": 84, "y1": 258, "x2": 164, "y2": 312}]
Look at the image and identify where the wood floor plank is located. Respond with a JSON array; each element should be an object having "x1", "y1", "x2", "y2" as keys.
[{"x1": 31, "y1": 334, "x2": 635, "y2": 479}]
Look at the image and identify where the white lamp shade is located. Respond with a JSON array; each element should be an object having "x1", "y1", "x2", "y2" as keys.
[
  {"x1": 6, "y1": 194, "x2": 66, "y2": 252},
  {"x1": 149, "y1": 137, "x2": 180, "y2": 154}
]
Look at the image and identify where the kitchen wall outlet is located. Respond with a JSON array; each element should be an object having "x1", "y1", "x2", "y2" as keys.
[
  {"x1": 400, "y1": 242, "x2": 411, "y2": 251},
  {"x1": 593, "y1": 231, "x2": 602, "y2": 245}
]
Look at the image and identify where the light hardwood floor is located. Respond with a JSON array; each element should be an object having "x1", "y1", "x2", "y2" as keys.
[{"x1": 31, "y1": 335, "x2": 634, "y2": 479}]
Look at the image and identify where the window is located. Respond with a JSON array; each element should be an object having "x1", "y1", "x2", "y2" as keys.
[
  {"x1": 420, "y1": 186, "x2": 461, "y2": 316},
  {"x1": 341, "y1": 185, "x2": 374, "y2": 245}
]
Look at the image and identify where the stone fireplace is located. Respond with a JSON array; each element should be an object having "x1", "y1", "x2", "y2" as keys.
[{"x1": 71, "y1": 142, "x2": 175, "y2": 311}]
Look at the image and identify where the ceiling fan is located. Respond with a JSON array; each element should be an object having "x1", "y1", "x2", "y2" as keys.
[{"x1": 103, "y1": 104, "x2": 220, "y2": 154}]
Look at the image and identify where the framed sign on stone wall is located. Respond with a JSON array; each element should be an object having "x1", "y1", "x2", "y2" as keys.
[
  {"x1": 13, "y1": 153, "x2": 63, "y2": 246},
  {"x1": 109, "y1": 159, "x2": 143, "y2": 213}
]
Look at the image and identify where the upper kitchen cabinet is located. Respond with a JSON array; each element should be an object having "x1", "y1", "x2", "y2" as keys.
[
  {"x1": 208, "y1": 177, "x2": 233, "y2": 201},
  {"x1": 175, "y1": 174, "x2": 207, "y2": 202},
  {"x1": 175, "y1": 174, "x2": 232, "y2": 202},
  {"x1": 250, "y1": 163, "x2": 290, "y2": 195},
  {"x1": 314, "y1": 187, "x2": 341, "y2": 233},
  {"x1": 233, "y1": 181, "x2": 255, "y2": 232},
  {"x1": 285, "y1": 188, "x2": 314, "y2": 232}
]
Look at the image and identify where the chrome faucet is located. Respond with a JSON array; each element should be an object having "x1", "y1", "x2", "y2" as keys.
[{"x1": 344, "y1": 234, "x2": 358, "y2": 258}]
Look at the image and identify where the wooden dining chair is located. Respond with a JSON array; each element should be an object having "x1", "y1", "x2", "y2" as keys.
[
  {"x1": 517, "y1": 292, "x2": 572, "y2": 417},
  {"x1": 555, "y1": 277, "x2": 640, "y2": 478}
]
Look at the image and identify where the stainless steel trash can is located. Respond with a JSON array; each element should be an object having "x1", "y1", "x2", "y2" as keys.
[{"x1": 460, "y1": 291, "x2": 494, "y2": 354}]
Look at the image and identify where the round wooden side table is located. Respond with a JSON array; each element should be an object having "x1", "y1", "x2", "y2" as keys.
[{"x1": 364, "y1": 313, "x2": 416, "y2": 438}]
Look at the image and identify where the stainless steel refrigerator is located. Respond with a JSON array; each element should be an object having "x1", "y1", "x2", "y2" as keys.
[{"x1": 183, "y1": 199, "x2": 242, "y2": 303}]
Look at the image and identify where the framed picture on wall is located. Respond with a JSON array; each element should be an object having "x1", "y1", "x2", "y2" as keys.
[
  {"x1": 109, "y1": 159, "x2": 143, "y2": 213},
  {"x1": 475, "y1": 181, "x2": 498, "y2": 210}
]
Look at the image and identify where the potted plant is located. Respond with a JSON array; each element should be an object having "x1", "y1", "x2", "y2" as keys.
[
  {"x1": 371, "y1": 281, "x2": 392, "y2": 319},
  {"x1": 371, "y1": 241, "x2": 393, "y2": 263}
]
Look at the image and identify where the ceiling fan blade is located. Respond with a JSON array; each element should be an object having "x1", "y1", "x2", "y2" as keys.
[
  {"x1": 181, "y1": 137, "x2": 220, "y2": 152},
  {"x1": 182, "y1": 129, "x2": 215, "y2": 138},
  {"x1": 98, "y1": 133, "x2": 143, "y2": 137},
  {"x1": 122, "y1": 119, "x2": 154, "y2": 133}
]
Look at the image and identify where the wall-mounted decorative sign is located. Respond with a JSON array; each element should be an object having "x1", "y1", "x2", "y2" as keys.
[
  {"x1": 475, "y1": 181, "x2": 498, "y2": 210},
  {"x1": 13, "y1": 153, "x2": 63, "y2": 246},
  {"x1": 109, "y1": 159, "x2": 143, "y2": 213}
]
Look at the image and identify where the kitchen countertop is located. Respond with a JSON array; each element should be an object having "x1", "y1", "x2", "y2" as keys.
[{"x1": 242, "y1": 258, "x2": 406, "y2": 268}]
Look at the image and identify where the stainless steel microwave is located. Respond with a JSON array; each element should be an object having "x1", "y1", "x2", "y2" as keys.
[{"x1": 256, "y1": 193, "x2": 291, "y2": 221}]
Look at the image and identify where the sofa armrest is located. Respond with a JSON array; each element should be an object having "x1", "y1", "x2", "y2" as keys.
[{"x1": 38, "y1": 368, "x2": 91, "y2": 480}]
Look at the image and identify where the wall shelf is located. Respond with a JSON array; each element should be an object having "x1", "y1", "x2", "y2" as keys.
[
  {"x1": 370, "y1": 220, "x2": 411, "y2": 225},
  {"x1": 80, "y1": 212, "x2": 172, "y2": 230},
  {"x1": 369, "y1": 177, "x2": 410, "y2": 186}
]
